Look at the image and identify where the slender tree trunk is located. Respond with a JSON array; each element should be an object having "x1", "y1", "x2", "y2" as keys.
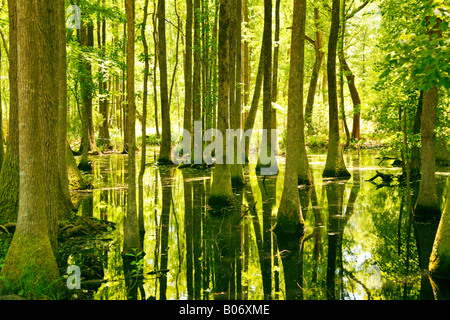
[
  {"x1": 274, "y1": 0, "x2": 307, "y2": 236},
  {"x1": 305, "y1": 7, "x2": 324, "y2": 134},
  {"x1": 157, "y1": 0, "x2": 173, "y2": 163},
  {"x1": 257, "y1": 0, "x2": 277, "y2": 175},
  {"x1": 230, "y1": 0, "x2": 244, "y2": 186},
  {"x1": 184, "y1": 0, "x2": 193, "y2": 164},
  {"x1": 322, "y1": 0, "x2": 350, "y2": 179},
  {"x1": 339, "y1": 0, "x2": 350, "y2": 148},
  {"x1": 57, "y1": 0, "x2": 75, "y2": 215},
  {"x1": 98, "y1": 8, "x2": 112, "y2": 149},
  {"x1": 139, "y1": 0, "x2": 150, "y2": 240},
  {"x1": 78, "y1": 23, "x2": 95, "y2": 170},
  {"x1": 208, "y1": 0, "x2": 233, "y2": 208},
  {"x1": 124, "y1": 0, "x2": 141, "y2": 254},
  {"x1": 0, "y1": 0, "x2": 19, "y2": 224},
  {"x1": 340, "y1": 57, "x2": 362, "y2": 141},
  {"x1": 243, "y1": 48, "x2": 263, "y2": 163},
  {"x1": 152, "y1": 0, "x2": 161, "y2": 139},
  {"x1": 0, "y1": 0, "x2": 62, "y2": 297}
]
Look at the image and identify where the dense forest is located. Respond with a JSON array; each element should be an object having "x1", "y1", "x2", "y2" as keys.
[{"x1": 0, "y1": 0, "x2": 449, "y2": 301}]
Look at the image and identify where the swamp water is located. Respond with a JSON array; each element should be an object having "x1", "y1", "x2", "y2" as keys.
[{"x1": 65, "y1": 149, "x2": 449, "y2": 300}]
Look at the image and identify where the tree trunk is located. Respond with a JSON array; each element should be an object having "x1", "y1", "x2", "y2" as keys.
[
  {"x1": 257, "y1": 0, "x2": 277, "y2": 175},
  {"x1": 0, "y1": 0, "x2": 62, "y2": 297},
  {"x1": 429, "y1": 177, "x2": 450, "y2": 278},
  {"x1": 184, "y1": 0, "x2": 193, "y2": 164},
  {"x1": 78, "y1": 23, "x2": 96, "y2": 170},
  {"x1": 340, "y1": 57, "x2": 362, "y2": 141},
  {"x1": 139, "y1": 0, "x2": 150, "y2": 238},
  {"x1": 305, "y1": 7, "x2": 324, "y2": 134},
  {"x1": 208, "y1": 0, "x2": 233, "y2": 208},
  {"x1": 230, "y1": 0, "x2": 244, "y2": 186},
  {"x1": 98, "y1": 10, "x2": 112, "y2": 149},
  {"x1": 243, "y1": 48, "x2": 263, "y2": 163},
  {"x1": 157, "y1": 0, "x2": 173, "y2": 163},
  {"x1": 0, "y1": 0, "x2": 19, "y2": 224},
  {"x1": 414, "y1": 85, "x2": 440, "y2": 218},
  {"x1": 322, "y1": 0, "x2": 350, "y2": 179},
  {"x1": 123, "y1": 0, "x2": 141, "y2": 254},
  {"x1": 0, "y1": 40, "x2": 3, "y2": 171},
  {"x1": 39, "y1": 0, "x2": 69, "y2": 251},
  {"x1": 57, "y1": 0, "x2": 75, "y2": 215},
  {"x1": 274, "y1": 0, "x2": 307, "y2": 236}
]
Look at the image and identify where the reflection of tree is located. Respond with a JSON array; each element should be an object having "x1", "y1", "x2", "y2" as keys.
[
  {"x1": 276, "y1": 233, "x2": 304, "y2": 300},
  {"x1": 157, "y1": 166, "x2": 175, "y2": 300},
  {"x1": 206, "y1": 204, "x2": 242, "y2": 300}
]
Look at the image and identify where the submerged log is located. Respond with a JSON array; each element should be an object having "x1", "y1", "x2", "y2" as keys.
[{"x1": 368, "y1": 170, "x2": 394, "y2": 182}]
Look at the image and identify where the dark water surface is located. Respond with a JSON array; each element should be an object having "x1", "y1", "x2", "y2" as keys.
[{"x1": 70, "y1": 149, "x2": 449, "y2": 300}]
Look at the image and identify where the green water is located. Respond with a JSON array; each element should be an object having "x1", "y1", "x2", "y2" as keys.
[{"x1": 68, "y1": 149, "x2": 449, "y2": 300}]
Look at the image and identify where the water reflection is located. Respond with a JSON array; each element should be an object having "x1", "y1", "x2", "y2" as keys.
[{"x1": 71, "y1": 149, "x2": 449, "y2": 300}]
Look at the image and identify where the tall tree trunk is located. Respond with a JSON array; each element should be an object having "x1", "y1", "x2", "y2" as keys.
[
  {"x1": 192, "y1": 0, "x2": 202, "y2": 163},
  {"x1": 0, "y1": 0, "x2": 62, "y2": 297},
  {"x1": 243, "y1": 48, "x2": 263, "y2": 163},
  {"x1": 322, "y1": 0, "x2": 350, "y2": 179},
  {"x1": 57, "y1": 0, "x2": 75, "y2": 215},
  {"x1": 184, "y1": 0, "x2": 193, "y2": 163},
  {"x1": 230, "y1": 0, "x2": 244, "y2": 186},
  {"x1": 98, "y1": 7, "x2": 112, "y2": 150},
  {"x1": 157, "y1": 0, "x2": 173, "y2": 163},
  {"x1": 78, "y1": 22, "x2": 95, "y2": 170},
  {"x1": 39, "y1": 0, "x2": 69, "y2": 251},
  {"x1": 124, "y1": 0, "x2": 141, "y2": 254},
  {"x1": 257, "y1": 0, "x2": 277, "y2": 175},
  {"x1": 139, "y1": 0, "x2": 150, "y2": 242},
  {"x1": 152, "y1": 0, "x2": 161, "y2": 139},
  {"x1": 0, "y1": 0, "x2": 19, "y2": 224},
  {"x1": 305, "y1": 7, "x2": 324, "y2": 134},
  {"x1": 339, "y1": 0, "x2": 350, "y2": 148},
  {"x1": 208, "y1": 0, "x2": 233, "y2": 208},
  {"x1": 274, "y1": 0, "x2": 307, "y2": 236}
]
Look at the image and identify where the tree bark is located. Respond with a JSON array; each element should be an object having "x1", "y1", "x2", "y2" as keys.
[
  {"x1": 184, "y1": 0, "x2": 193, "y2": 163},
  {"x1": 322, "y1": 0, "x2": 350, "y2": 179},
  {"x1": 429, "y1": 177, "x2": 450, "y2": 278},
  {"x1": 139, "y1": 0, "x2": 150, "y2": 238},
  {"x1": 230, "y1": 0, "x2": 244, "y2": 186},
  {"x1": 98, "y1": 9, "x2": 112, "y2": 149},
  {"x1": 124, "y1": 0, "x2": 141, "y2": 254},
  {"x1": 305, "y1": 7, "x2": 324, "y2": 134},
  {"x1": 340, "y1": 57, "x2": 362, "y2": 141},
  {"x1": 0, "y1": 0, "x2": 19, "y2": 224},
  {"x1": 208, "y1": 0, "x2": 233, "y2": 208},
  {"x1": 274, "y1": 0, "x2": 307, "y2": 236},
  {"x1": 257, "y1": 0, "x2": 277, "y2": 175},
  {"x1": 0, "y1": 0, "x2": 62, "y2": 297},
  {"x1": 157, "y1": 0, "x2": 173, "y2": 163},
  {"x1": 414, "y1": 85, "x2": 440, "y2": 218}
]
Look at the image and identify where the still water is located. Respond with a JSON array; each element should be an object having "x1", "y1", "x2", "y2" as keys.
[{"x1": 67, "y1": 149, "x2": 449, "y2": 300}]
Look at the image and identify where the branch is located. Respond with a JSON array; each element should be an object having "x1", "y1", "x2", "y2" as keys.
[
  {"x1": 346, "y1": 0, "x2": 371, "y2": 20},
  {"x1": 305, "y1": 35, "x2": 315, "y2": 47}
]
